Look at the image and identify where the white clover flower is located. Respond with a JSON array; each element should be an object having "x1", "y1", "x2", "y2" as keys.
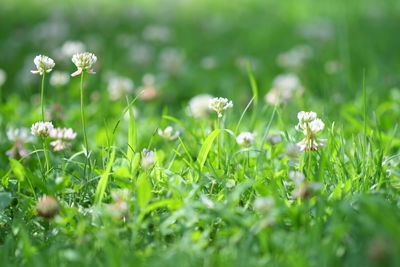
[
  {"x1": 31, "y1": 55, "x2": 55, "y2": 75},
  {"x1": 236, "y1": 132, "x2": 255, "y2": 147},
  {"x1": 265, "y1": 73, "x2": 303, "y2": 105},
  {"x1": 49, "y1": 128, "x2": 77, "y2": 140},
  {"x1": 157, "y1": 126, "x2": 180, "y2": 141},
  {"x1": 159, "y1": 48, "x2": 184, "y2": 75},
  {"x1": 0, "y1": 69, "x2": 6, "y2": 87},
  {"x1": 266, "y1": 134, "x2": 282, "y2": 145},
  {"x1": 31, "y1": 121, "x2": 54, "y2": 138},
  {"x1": 276, "y1": 45, "x2": 313, "y2": 69},
  {"x1": 288, "y1": 171, "x2": 305, "y2": 185},
  {"x1": 138, "y1": 73, "x2": 158, "y2": 101},
  {"x1": 254, "y1": 196, "x2": 275, "y2": 214},
  {"x1": 7, "y1": 127, "x2": 33, "y2": 143},
  {"x1": 49, "y1": 128, "x2": 77, "y2": 151},
  {"x1": 226, "y1": 179, "x2": 236, "y2": 188},
  {"x1": 6, "y1": 127, "x2": 33, "y2": 158},
  {"x1": 209, "y1": 97, "x2": 233, "y2": 118},
  {"x1": 141, "y1": 149, "x2": 155, "y2": 170},
  {"x1": 286, "y1": 143, "x2": 301, "y2": 158},
  {"x1": 142, "y1": 25, "x2": 171, "y2": 42},
  {"x1": 201, "y1": 56, "x2": 217, "y2": 70},
  {"x1": 60, "y1": 40, "x2": 85, "y2": 58},
  {"x1": 295, "y1": 111, "x2": 326, "y2": 151},
  {"x1": 107, "y1": 75, "x2": 134, "y2": 101},
  {"x1": 71, "y1": 52, "x2": 97, "y2": 77},
  {"x1": 50, "y1": 71, "x2": 70, "y2": 87},
  {"x1": 49, "y1": 139, "x2": 70, "y2": 151},
  {"x1": 188, "y1": 94, "x2": 213, "y2": 118}
]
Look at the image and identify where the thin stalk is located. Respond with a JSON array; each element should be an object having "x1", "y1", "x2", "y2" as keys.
[
  {"x1": 80, "y1": 72, "x2": 89, "y2": 154},
  {"x1": 42, "y1": 138, "x2": 50, "y2": 175},
  {"x1": 41, "y1": 73, "x2": 46, "y2": 121}
]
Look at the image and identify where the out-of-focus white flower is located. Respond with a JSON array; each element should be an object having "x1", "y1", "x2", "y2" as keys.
[
  {"x1": 286, "y1": 143, "x2": 300, "y2": 158},
  {"x1": 60, "y1": 40, "x2": 85, "y2": 58},
  {"x1": 201, "y1": 57, "x2": 217, "y2": 70},
  {"x1": 141, "y1": 149, "x2": 155, "y2": 170},
  {"x1": 226, "y1": 179, "x2": 236, "y2": 188},
  {"x1": 324, "y1": 60, "x2": 341, "y2": 74},
  {"x1": 254, "y1": 196, "x2": 275, "y2": 214},
  {"x1": 6, "y1": 127, "x2": 33, "y2": 158},
  {"x1": 209, "y1": 97, "x2": 233, "y2": 118},
  {"x1": 158, "y1": 126, "x2": 180, "y2": 141},
  {"x1": 107, "y1": 75, "x2": 134, "y2": 100},
  {"x1": 276, "y1": 45, "x2": 313, "y2": 69},
  {"x1": 31, "y1": 55, "x2": 55, "y2": 75},
  {"x1": 265, "y1": 73, "x2": 303, "y2": 105},
  {"x1": 31, "y1": 121, "x2": 54, "y2": 138},
  {"x1": 129, "y1": 44, "x2": 153, "y2": 65},
  {"x1": 50, "y1": 71, "x2": 69, "y2": 87},
  {"x1": 49, "y1": 128, "x2": 77, "y2": 140},
  {"x1": 289, "y1": 171, "x2": 305, "y2": 185},
  {"x1": 7, "y1": 127, "x2": 33, "y2": 143},
  {"x1": 292, "y1": 181, "x2": 321, "y2": 199},
  {"x1": 159, "y1": 48, "x2": 184, "y2": 75},
  {"x1": 296, "y1": 19, "x2": 335, "y2": 41},
  {"x1": 138, "y1": 74, "x2": 158, "y2": 101},
  {"x1": 188, "y1": 94, "x2": 213, "y2": 118},
  {"x1": 295, "y1": 111, "x2": 326, "y2": 151},
  {"x1": 143, "y1": 25, "x2": 171, "y2": 42},
  {"x1": 236, "y1": 132, "x2": 255, "y2": 147},
  {"x1": 0, "y1": 69, "x2": 6, "y2": 86},
  {"x1": 266, "y1": 135, "x2": 282, "y2": 145},
  {"x1": 49, "y1": 127, "x2": 77, "y2": 151},
  {"x1": 71, "y1": 52, "x2": 97, "y2": 77}
]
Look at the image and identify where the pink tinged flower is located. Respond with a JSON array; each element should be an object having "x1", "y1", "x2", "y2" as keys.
[
  {"x1": 71, "y1": 52, "x2": 97, "y2": 77},
  {"x1": 31, "y1": 55, "x2": 55, "y2": 75}
]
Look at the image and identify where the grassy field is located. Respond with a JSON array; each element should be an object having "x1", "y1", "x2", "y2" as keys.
[{"x1": 0, "y1": 0, "x2": 400, "y2": 266}]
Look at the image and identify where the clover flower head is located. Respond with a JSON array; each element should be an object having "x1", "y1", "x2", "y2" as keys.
[
  {"x1": 188, "y1": 94, "x2": 213, "y2": 118},
  {"x1": 265, "y1": 73, "x2": 303, "y2": 105},
  {"x1": 141, "y1": 149, "x2": 155, "y2": 169},
  {"x1": 49, "y1": 128, "x2": 77, "y2": 140},
  {"x1": 107, "y1": 75, "x2": 134, "y2": 101},
  {"x1": 71, "y1": 52, "x2": 97, "y2": 77},
  {"x1": 209, "y1": 97, "x2": 233, "y2": 118},
  {"x1": 158, "y1": 126, "x2": 180, "y2": 141},
  {"x1": 254, "y1": 196, "x2": 275, "y2": 214},
  {"x1": 31, "y1": 55, "x2": 55, "y2": 75},
  {"x1": 236, "y1": 132, "x2": 255, "y2": 147},
  {"x1": 36, "y1": 195, "x2": 60, "y2": 219},
  {"x1": 6, "y1": 127, "x2": 32, "y2": 158},
  {"x1": 0, "y1": 69, "x2": 6, "y2": 87},
  {"x1": 7, "y1": 127, "x2": 33, "y2": 143},
  {"x1": 31, "y1": 121, "x2": 54, "y2": 137},
  {"x1": 289, "y1": 171, "x2": 305, "y2": 185},
  {"x1": 49, "y1": 127, "x2": 77, "y2": 151},
  {"x1": 50, "y1": 71, "x2": 70, "y2": 87},
  {"x1": 295, "y1": 111, "x2": 326, "y2": 151}
]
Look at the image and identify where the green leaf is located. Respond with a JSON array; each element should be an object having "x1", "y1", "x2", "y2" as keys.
[
  {"x1": 127, "y1": 104, "x2": 137, "y2": 168},
  {"x1": 0, "y1": 192, "x2": 12, "y2": 211},
  {"x1": 94, "y1": 149, "x2": 116, "y2": 205},
  {"x1": 9, "y1": 158, "x2": 25, "y2": 182},
  {"x1": 137, "y1": 173, "x2": 152, "y2": 209},
  {"x1": 197, "y1": 129, "x2": 221, "y2": 169}
]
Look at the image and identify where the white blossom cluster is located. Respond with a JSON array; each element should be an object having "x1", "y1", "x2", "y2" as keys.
[
  {"x1": 141, "y1": 149, "x2": 155, "y2": 170},
  {"x1": 236, "y1": 132, "x2": 255, "y2": 147},
  {"x1": 71, "y1": 52, "x2": 97, "y2": 77},
  {"x1": 31, "y1": 121, "x2": 54, "y2": 138},
  {"x1": 49, "y1": 128, "x2": 77, "y2": 151},
  {"x1": 265, "y1": 73, "x2": 303, "y2": 105},
  {"x1": 295, "y1": 111, "x2": 326, "y2": 151},
  {"x1": 157, "y1": 126, "x2": 180, "y2": 141},
  {"x1": 188, "y1": 94, "x2": 213, "y2": 118},
  {"x1": 31, "y1": 55, "x2": 55, "y2": 75},
  {"x1": 209, "y1": 97, "x2": 233, "y2": 118},
  {"x1": 50, "y1": 71, "x2": 70, "y2": 87},
  {"x1": 107, "y1": 75, "x2": 134, "y2": 101}
]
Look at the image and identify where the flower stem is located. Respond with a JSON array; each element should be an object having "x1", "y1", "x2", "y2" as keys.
[
  {"x1": 41, "y1": 73, "x2": 46, "y2": 121},
  {"x1": 80, "y1": 72, "x2": 89, "y2": 154},
  {"x1": 42, "y1": 137, "x2": 50, "y2": 175}
]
